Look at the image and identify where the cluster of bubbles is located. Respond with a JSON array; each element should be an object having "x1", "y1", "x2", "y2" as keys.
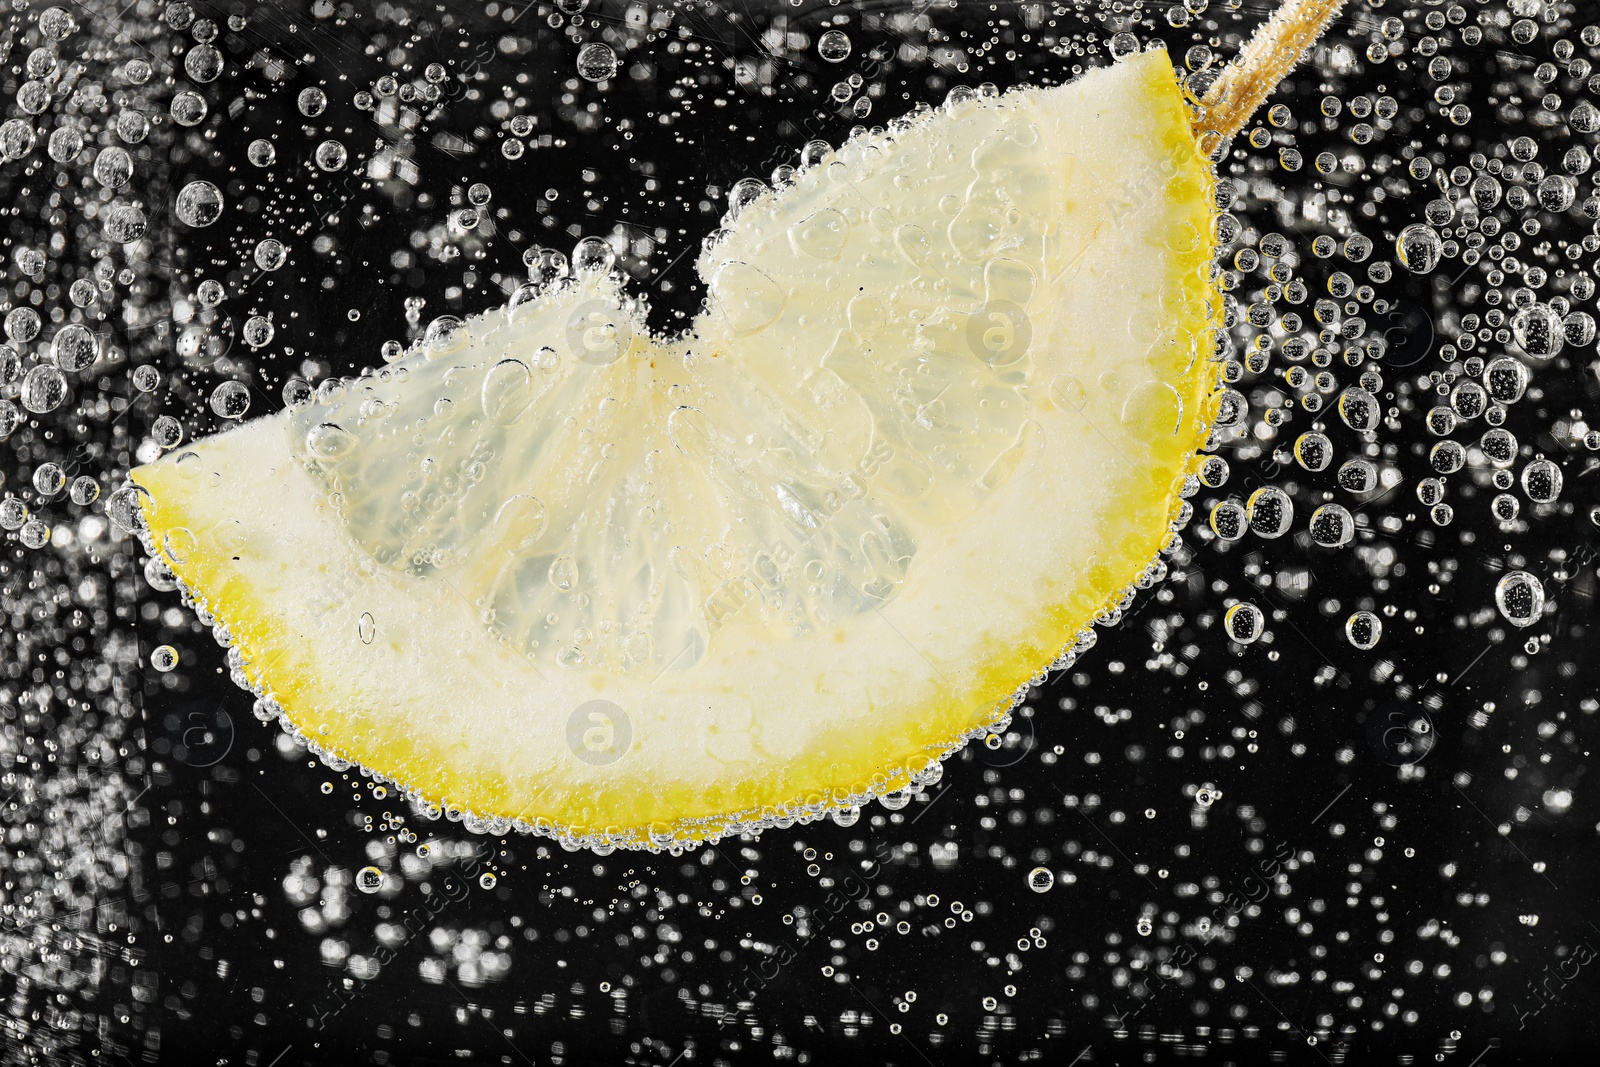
[{"x1": 3, "y1": 0, "x2": 1598, "y2": 1062}]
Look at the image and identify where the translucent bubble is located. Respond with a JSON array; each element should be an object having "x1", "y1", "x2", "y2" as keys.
[
  {"x1": 1343, "y1": 234, "x2": 1373, "y2": 262},
  {"x1": 1027, "y1": 867, "x2": 1055, "y2": 893},
  {"x1": 1209, "y1": 500, "x2": 1247, "y2": 541},
  {"x1": 104, "y1": 203, "x2": 147, "y2": 242},
  {"x1": 1566, "y1": 312, "x2": 1597, "y2": 348},
  {"x1": 0, "y1": 119, "x2": 36, "y2": 161},
  {"x1": 1427, "y1": 440, "x2": 1465, "y2": 474},
  {"x1": 242, "y1": 316, "x2": 275, "y2": 348},
  {"x1": 106, "y1": 485, "x2": 152, "y2": 538},
  {"x1": 1338, "y1": 459, "x2": 1378, "y2": 493},
  {"x1": 1309, "y1": 503, "x2": 1354, "y2": 547},
  {"x1": 5, "y1": 307, "x2": 40, "y2": 343},
  {"x1": 1293, "y1": 431, "x2": 1332, "y2": 471},
  {"x1": 150, "y1": 645, "x2": 180, "y2": 672},
  {"x1": 576, "y1": 42, "x2": 618, "y2": 81},
  {"x1": 171, "y1": 90, "x2": 208, "y2": 126},
  {"x1": 1520, "y1": 458, "x2": 1562, "y2": 503},
  {"x1": 253, "y1": 239, "x2": 288, "y2": 271},
  {"x1": 1479, "y1": 427, "x2": 1518, "y2": 467},
  {"x1": 20, "y1": 365, "x2": 67, "y2": 414},
  {"x1": 1449, "y1": 380, "x2": 1486, "y2": 420},
  {"x1": 132, "y1": 365, "x2": 161, "y2": 392},
  {"x1": 1338, "y1": 387, "x2": 1381, "y2": 431},
  {"x1": 355, "y1": 867, "x2": 385, "y2": 894},
  {"x1": 1245, "y1": 486, "x2": 1293, "y2": 538},
  {"x1": 46, "y1": 125, "x2": 82, "y2": 162},
  {"x1": 11, "y1": 83, "x2": 46, "y2": 119},
  {"x1": 282, "y1": 377, "x2": 313, "y2": 408},
  {"x1": 93, "y1": 146, "x2": 136, "y2": 188},
  {"x1": 1494, "y1": 571, "x2": 1545, "y2": 628},
  {"x1": 196, "y1": 279, "x2": 225, "y2": 307},
  {"x1": 151, "y1": 415, "x2": 184, "y2": 449},
  {"x1": 39, "y1": 6, "x2": 78, "y2": 39},
  {"x1": 1537, "y1": 175, "x2": 1575, "y2": 212},
  {"x1": 572, "y1": 236, "x2": 616, "y2": 276},
  {"x1": 1491, "y1": 493, "x2": 1520, "y2": 523},
  {"x1": 18, "y1": 519, "x2": 50, "y2": 550},
  {"x1": 1109, "y1": 32, "x2": 1140, "y2": 59},
  {"x1": 24, "y1": 48, "x2": 58, "y2": 81},
  {"x1": 479, "y1": 872, "x2": 498, "y2": 890},
  {"x1": 184, "y1": 43, "x2": 223, "y2": 82},
  {"x1": 1395, "y1": 223, "x2": 1442, "y2": 273},
  {"x1": 1213, "y1": 388, "x2": 1248, "y2": 427},
  {"x1": 297, "y1": 87, "x2": 328, "y2": 117},
  {"x1": 115, "y1": 109, "x2": 150, "y2": 143},
  {"x1": 175, "y1": 180, "x2": 224, "y2": 226},
  {"x1": 1197, "y1": 454, "x2": 1229, "y2": 487},
  {"x1": 818, "y1": 29, "x2": 852, "y2": 62},
  {"x1": 423, "y1": 315, "x2": 466, "y2": 354},
  {"x1": 1511, "y1": 304, "x2": 1564, "y2": 358},
  {"x1": 247, "y1": 139, "x2": 276, "y2": 167},
  {"x1": 314, "y1": 140, "x2": 347, "y2": 171},
  {"x1": 69, "y1": 476, "x2": 100, "y2": 506},
  {"x1": 210, "y1": 380, "x2": 251, "y2": 419},
  {"x1": 32, "y1": 463, "x2": 65, "y2": 496},
  {"x1": 48, "y1": 324, "x2": 97, "y2": 372},
  {"x1": 1345, "y1": 611, "x2": 1383, "y2": 650},
  {"x1": 0, "y1": 498, "x2": 28, "y2": 531},
  {"x1": 306, "y1": 423, "x2": 357, "y2": 459},
  {"x1": 1224, "y1": 602, "x2": 1265, "y2": 643},
  {"x1": 1483, "y1": 358, "x2": 1529, "y2": 404}
]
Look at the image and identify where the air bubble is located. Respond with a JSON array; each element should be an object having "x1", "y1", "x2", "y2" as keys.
[
  {"x1": 818, "y1": 30, "x2": 852, "y2": 62},
  {"x1": 1494, "y1": 571, "x2": 1545, "y2": 628},
  {"x1": 577, "y1": 42, "x2": 618, "y2": 81},
  {"x1": 1223, "y1": 602, "x2": 1265, "y2": 644},
  {"x1": 175, "y1": 181, "x2": 224, "y2": 227}
]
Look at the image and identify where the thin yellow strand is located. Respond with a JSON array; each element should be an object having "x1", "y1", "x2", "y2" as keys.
[{"x1": 1196, "y1": 0, "x2": 1347, "y2": 143}]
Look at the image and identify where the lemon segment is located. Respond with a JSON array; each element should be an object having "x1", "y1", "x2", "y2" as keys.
[{"x1": 131, "y1": 50, "x2": 1218, "y2": 848}]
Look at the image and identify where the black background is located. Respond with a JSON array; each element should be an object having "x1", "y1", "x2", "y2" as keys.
[{"x1": 123, "y1": 2, "x2": 1600, "y2": 1065}]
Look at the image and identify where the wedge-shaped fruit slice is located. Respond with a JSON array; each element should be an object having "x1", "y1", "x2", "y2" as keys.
[{"x1": 129, "y1": 4, "x2": 1339, "y2": 848}]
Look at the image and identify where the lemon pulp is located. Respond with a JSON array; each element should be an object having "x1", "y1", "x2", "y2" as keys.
[{"x1": 132, "y1": 50, "x2": 1219, "y2": 848}]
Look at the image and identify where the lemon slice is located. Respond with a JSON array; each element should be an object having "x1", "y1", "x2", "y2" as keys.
[{"x1": 130, "y1": 8, "x2": 1337, "y2": 849}]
